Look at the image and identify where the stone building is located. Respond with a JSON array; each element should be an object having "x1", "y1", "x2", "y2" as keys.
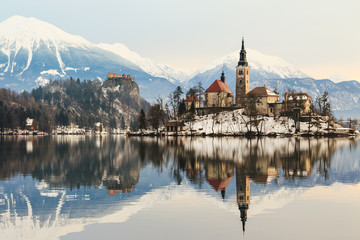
[
  {"x1": 205, "y1": 72, "x2": 233, "y2": 108},
  {"x1": 107, "y1": 72, "x2": 134, "y2": 81},
  {"x1": 235, "y1": 38, "x2": 250, "y2": 107},
  {"x1": 184, "y1": 96, "x2": 200, "y2": 111},
  {"x1": 25, "y1": 118, "x2": 34, "y2": 131},
  {"x1": 284, "y1": 92, "x2": 313, "y2": 115},
  {"x1": 107, "y1": 72, "x2": 116, "y2": 78},
  {"x1": 245, "y1": 87, "x2": 279, "y2": 116}
]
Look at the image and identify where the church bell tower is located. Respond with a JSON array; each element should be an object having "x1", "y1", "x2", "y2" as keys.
[
  {"x1": 236, "y1": 165, "x2": 251, "y2": 233},
  {"x1": 235, "y1": 38, "x2": 250, "y2": 106}
]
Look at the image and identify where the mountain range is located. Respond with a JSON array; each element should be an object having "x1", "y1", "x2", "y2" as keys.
[{"x1": 0, "y1": 16, "x2": 359, "y2": 118}]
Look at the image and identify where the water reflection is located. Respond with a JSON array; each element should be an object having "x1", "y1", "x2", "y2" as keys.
[{"x1": 0, "y1": 136, "x2": 359, "y2": 239}]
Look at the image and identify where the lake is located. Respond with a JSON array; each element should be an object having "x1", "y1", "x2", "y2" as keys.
[{"x1": 0, "y1": 136, "x2": 359, "y2": 240}]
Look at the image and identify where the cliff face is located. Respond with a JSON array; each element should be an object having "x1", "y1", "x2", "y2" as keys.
[
  {"x1": 102, "y1": 77, "x2": 141, "y2": 106},
  {"x1": 32, "y1": 77, "x2": 149, "y2": 128}
]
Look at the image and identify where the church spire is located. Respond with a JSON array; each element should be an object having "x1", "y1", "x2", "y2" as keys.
[
  {"x1": 238, "y1": 37, "x2": 248, "y2": 67},
  {"x1": 220, "y1": 71, "x2": 225, "y2": 82},
  {"x1": 239, "y1": 206, "x2": 248, "y2": 232}
]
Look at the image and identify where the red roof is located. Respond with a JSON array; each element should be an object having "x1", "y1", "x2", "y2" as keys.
[
  {"x1": 247, "y1": 87, "x2": 278, "y2": 97},
  {"x1": 207, "y1": 176, "x2": 233, "y2": 191},
  {"x1": 184, "y1": 96, "x2": 199, "y2": 102},
  {"x1": 108, "y1": 190, "x2": 116, "y2": 196},
  {"x1": 108, "y1": 72, "x2": 116, "y2": 75},
  {"x1": 205, "y1": 80, "x2": 233, "y2": 94}
]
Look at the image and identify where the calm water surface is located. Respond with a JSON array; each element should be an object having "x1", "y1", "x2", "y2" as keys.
[{"x1": 0, "y1": 136, "x2": 359, "y2": 240}]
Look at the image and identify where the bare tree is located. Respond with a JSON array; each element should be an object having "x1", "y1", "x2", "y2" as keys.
[{"x1": 147, "y1": 104, "x2": 165, "y2": 134}]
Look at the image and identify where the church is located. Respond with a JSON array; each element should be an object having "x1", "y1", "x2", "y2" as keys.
[{"x1": 204, "y1": 38, "x2": 280, "y2": 116}]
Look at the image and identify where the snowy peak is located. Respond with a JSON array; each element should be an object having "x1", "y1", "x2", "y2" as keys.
[
  {"x1": 199, "y1": 48, "x2": 308, "y2": 79},
  {"x1": 0, "y1": 16, "x2": 95, "y2": 78},
  {"x1": 98, "y1": 43, "x2": 197, "y2": 83},
  {"x1": 0, "y1": 16, "x2": 90, "y2": 48},
  {"x1": 328, "y1": 72, "x2": 349, "y2": 83},
  {"x1": 97, "y1": 44, "x2": 307, "y2": 85},
  {"x1": 0, "y1": 16, "x2": 147, "y2": 93}
]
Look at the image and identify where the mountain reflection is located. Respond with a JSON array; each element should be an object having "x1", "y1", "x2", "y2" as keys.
[{"x1": 0, "y1": 136, "x2": 359, "y2": 236}]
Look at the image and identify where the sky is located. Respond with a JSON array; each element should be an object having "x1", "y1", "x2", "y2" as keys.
[{"x1": 1, "y1": 0, "x2": 359, "y2": 80}]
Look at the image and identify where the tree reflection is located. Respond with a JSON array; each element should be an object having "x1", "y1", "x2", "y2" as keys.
[
  {"x1": 0, "y1": 135, "x2": 355, "y2": 232},
  {"x1": 0, "y1": 136, "x2": 347, "y2": 190}
]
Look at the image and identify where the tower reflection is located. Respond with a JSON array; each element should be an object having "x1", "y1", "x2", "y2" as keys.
[{"x1": 236, "y1": 165, "x2": 250, "y2": 232}]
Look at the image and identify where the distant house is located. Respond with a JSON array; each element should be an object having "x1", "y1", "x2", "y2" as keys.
[
  {"x1": 107, "y1": 72, "x2": 134, "y2": 81},
  {"x1": 26, "y1": 118, "x2": 34, "y2": 131},
  {"x1": 284, "y1": 92, "x2": 312, "y2": 115},
  {"x1": 107, "y1": 72, "x2": 116, "y2": 79},
  {"x1": 246, "y1": 87, "x2": 279, "y2": 116},
  {"x1": 95, "y1": 122, "x2": 104, "y2": 133},
  {"x1": 205, "y1": 72, "x2": 233, "y2": 108},
  {"x1": 184, "y1": 96, "x2": 200, "y2": 111},
  {"x1": 164, "y1": 121, "x2": 185, "y2": 133}
]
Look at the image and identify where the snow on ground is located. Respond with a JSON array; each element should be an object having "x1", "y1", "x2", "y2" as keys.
[{"x1": 182, "y1": 109, "x2": 330, "y2": 136}]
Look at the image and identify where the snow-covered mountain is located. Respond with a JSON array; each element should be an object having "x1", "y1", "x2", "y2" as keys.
[
  {"x1": 328, "y1": 72, "x2": 349, "y2": 83},
  {"x1": 97, "y1": 43, "x2": 308, "y2": 88},
  {"x1": 185, "y1": 48, "x2": 308, "y2": 90},
  {"x1": 0, "y1": 16, "x2": 359, "y2": 117},
  {"x1": 0, "y1": 16, "x2": 176, "y2": 101},
  {"x1": 98, "y1": 43, "x2": 197, "y2": 84}
]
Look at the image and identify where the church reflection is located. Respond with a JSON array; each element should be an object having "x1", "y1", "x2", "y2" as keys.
[
  {"x1": 236, "y1": 165, "x2": 250, "y2": 232},
  {"x1": 0, "y1": 135, "x2": 353, "y2": 234},
  {"x1": 174, "y1": 137, "x2": 343, "y2": 232},
  {"x1": 205, "y1": 160, "x2": 234, "y2": 199}
]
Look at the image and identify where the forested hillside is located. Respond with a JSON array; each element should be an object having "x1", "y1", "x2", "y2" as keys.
[{"x1": 0, "y1": 78, "x2": 150, "y2": 132}]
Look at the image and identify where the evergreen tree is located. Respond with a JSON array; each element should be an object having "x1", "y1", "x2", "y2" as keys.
[
  {"x1": 189, "y1": 101, "x2": 196, "y2": 114},
  {"x1": 56, "y1": 109, "x2": 70, "y2": 126},
  {"x1": 109, "y1": 117, "x2": 117, "y2": 129},
  {"x1": 316, "y1": 91, "x2": 331, "y2": 116},
  {"x1": 138, "y1": 109, "x2": 147, "y2": 131},
  {"x1": 121, "y1": 116, "x2": 126, "y2": 129},
  {"x1": 130, "y1": 119, "x2": 138, "y2": 131},
  {"x1": 169, "y1": 86, "x2": 183, "y2": 118},
  {"x1": 186, "y1": 87, "x2": 197, "y2": 98},
  {"x1": 178, "y1": 99, "x2": 186, "y2": 117},
  {"x1": 186, "y1": 102, "x2": 196, "y2": 132}
]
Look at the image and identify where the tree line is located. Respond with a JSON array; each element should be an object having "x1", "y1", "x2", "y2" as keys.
[
  {"x1": 133, "y1": 83, "x2": 205, "y2": 132},
  {"x1": 0, "y1": 77, "x2": 149, "y2": 132}
]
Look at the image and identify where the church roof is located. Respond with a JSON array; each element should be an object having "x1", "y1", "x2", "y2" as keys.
[
  {"x1": 247, "y1": 87, "x2": 278, "y2": 97},
  {"x1": 287, "y1": 93, "x2": 312, "y2": 101},
  {"x1": 184, "y1": 96, "x2": 199, "y2": 102},
  {"x1": 205, "y1": 80, "x2": 233, "y2": 94},
  {"x1": 207, "y1": 176, "x2": 233, "y2": 191}
]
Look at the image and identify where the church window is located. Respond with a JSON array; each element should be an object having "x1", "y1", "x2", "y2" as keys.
[
  {"x1": 239, "y1": 196, "x2": 244, "y2": 200},
  {"x1": 239, "y1": 70, "x2": 243, "y2": 75},
  {"x1": 247, "y1": 196, "x2": 249, "y2": 200},
  {"x1": 247, "y1": 70, "x2": 249, "y2": 74}
]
